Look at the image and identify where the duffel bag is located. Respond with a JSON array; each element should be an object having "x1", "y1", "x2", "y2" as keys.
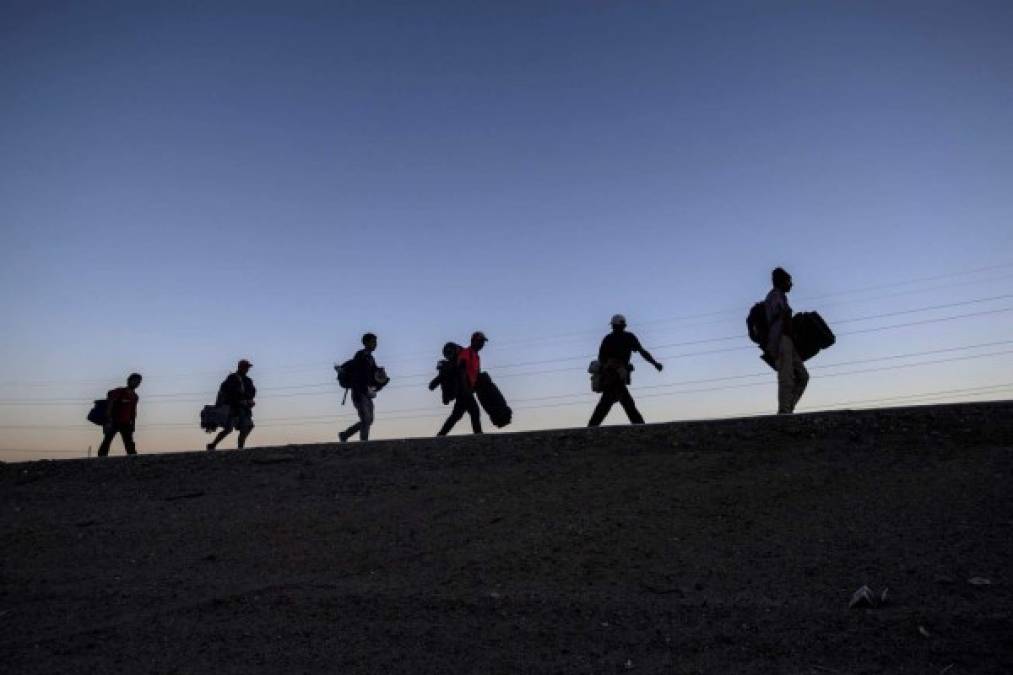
[
  {"x1": 200, "y1": 404, "x2": 231, "y2": 433},
  {"x1": 86, "y1": 400, "x2": 108, "y2": 426}
]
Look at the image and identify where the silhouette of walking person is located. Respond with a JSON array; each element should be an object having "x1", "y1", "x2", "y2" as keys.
[
  {"x1": 97, "y1": 373, "x2": 142, "y2": 456},
  {"x1": 207, "y1": 360, "x2": 256, "y2": 450},
  {"x1": 588, "y1": 315, "x2": 663, "y2": 426},
  {"x1": 339, "y1": 333, "x2": 387, "y2": 442},
  {"x1": 437, "y1": 331, "x2": 488, "y2": 436}
]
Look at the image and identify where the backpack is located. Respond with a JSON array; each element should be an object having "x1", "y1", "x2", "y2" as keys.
[
  {"x1": 215, "y1": 374, "x2": 237, "y2": 406},
  {"x1": 86, "y1": 400, "x2": 108, "y2": 426},
  {"x1": 333, "y1": 358, "x2": 360, "y2": 405},
  {"x1": 335, "y1": 358, "x2": 357, "y2": 390},
  {"x1": 746, "y1": 302, "x2": 769, "y2": 347},
  {"x1": 442, "y1": 342, "x2": 461, "y2": 361},
  {"x1": 432, "y1": 342, "x2": 462, "y2": 405}
]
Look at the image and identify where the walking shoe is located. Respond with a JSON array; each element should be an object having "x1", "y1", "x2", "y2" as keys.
[
  {"x1": 206, "y1": 443, "x2": 216, "y2": 452},
  {"x1": 338, "y1": 431, "x2": 349, "y2": 443}
]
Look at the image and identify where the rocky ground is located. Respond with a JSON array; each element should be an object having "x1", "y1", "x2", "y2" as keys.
[{"x1": 1, "y1": 402, "x2": 1011, "y2": 674}]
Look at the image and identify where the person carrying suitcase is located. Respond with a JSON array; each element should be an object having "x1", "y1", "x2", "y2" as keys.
[
  {"x1": 765, "y1": 267, "x2": 809, "y2": 414},
  {"x1": 97, "y1": 373, "x2": 142, "y2": 456},
  {"x1": 437, "y1": 331, "x2": 488, "y2": 436},
  {"x1": 588, "y1": 315, "x2": 663, "y2": 426},
  {"x1": 207, "y1": 360, "x2": 257, "y2": 450}
]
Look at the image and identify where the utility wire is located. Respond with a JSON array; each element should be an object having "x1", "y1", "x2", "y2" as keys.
[
  {"x1": 4, "y1": 382, "x2": 1010, "y2": 459},
  {"x1": 5, "y1": 346, "x2": 1011, "y2": 430},
  {"x1": 369, "y1": 298, "x2": 1013, "y2": 380},
  {"x1": 3, "y1": 262, "x2": 1010, "y2": 388},
  {"x1": 1, "y1": 299, "x2": 1010, "y2": 407}
]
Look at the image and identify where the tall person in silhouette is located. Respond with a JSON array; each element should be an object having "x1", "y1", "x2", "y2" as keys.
[
  {"x1": 437, "y1": 331, "x2": 488, "y2": 436},
  {"x1": 98, "y1": 373, "x2": 142, "y2": 456},
  {"x1": 765, "y1": 267, "x2": 809, "y2": 414},
  {"x1": 588, "y1": 315, "x2": 663, "y2": 427}
]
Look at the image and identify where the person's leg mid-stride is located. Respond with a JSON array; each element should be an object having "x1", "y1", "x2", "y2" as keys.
[
  {"x1": 341, "y1": 390, "x2": 374, "y2": 442},
  {"x1": 776, "y1": 335, "x2": 809, "y2": 414},
  {"x1": 438, "y1": 389, "x2": 482, "y2": 435}
]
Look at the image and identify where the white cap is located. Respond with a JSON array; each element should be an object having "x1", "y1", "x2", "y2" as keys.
[{"x1": 610, "y1": 314, "x2": 627, "y2": 326}]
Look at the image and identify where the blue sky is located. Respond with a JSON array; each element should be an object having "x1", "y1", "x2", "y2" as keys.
[{"x1": 2, "y1": 1, "x2": 1012, "y2": 459}]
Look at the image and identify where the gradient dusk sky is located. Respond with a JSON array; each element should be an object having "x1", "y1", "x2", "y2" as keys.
[{"x1": 2, "y1": 1, "x2": 1012, "y2": 460}]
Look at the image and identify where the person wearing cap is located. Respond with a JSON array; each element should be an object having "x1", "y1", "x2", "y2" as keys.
[
  {"x1": 437, "y1": 331, "x2": 488, "y2": 436},
  {"x1": 97, "y1": 372, "x2": 143, "y2": 456},
  {"x1": 588, "y1": 315, "x2": 663, "y2": 427},
  {"x1": 339, "y1": 333, "x2": 385, "y2": 443},
  {"x1": 207, "y1": 359, "x2": 256, "y2": 451}
]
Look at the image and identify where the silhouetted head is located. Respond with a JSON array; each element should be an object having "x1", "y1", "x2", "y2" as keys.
[
  {"x1": 442, "y1": 342, "x2": 460, "y2": 361},
  {"x1": 362, "y1": 333, "x2": 377, "y2": 352},
  {"x1": 470, "y1": 331, "x2": 488, "y2": 352},
  {"x1": 772, "y1": 267, "x2": 793, "y2": 293},
  {"x1": 610, "y1": 314, "x2": 627, "y2": 333},
  {"x1": 126, "y1": 373, "x2": 142, "y2": 389},
  {"x1": 237, "y1": 359, "x2": 252, "y2": 375}
]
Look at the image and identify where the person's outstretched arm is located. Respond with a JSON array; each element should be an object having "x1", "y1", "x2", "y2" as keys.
[
  {"x1": 640, "y1": 349, "x2": 663, "y2": 371},
  {"x1": 634, "y1": 337, "x2": 663, "y2": 372}
]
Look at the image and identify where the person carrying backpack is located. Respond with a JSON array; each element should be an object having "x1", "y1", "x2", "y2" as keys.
[
  {"x1": 765, "y1": 267, "x2": 809, "y2": 414},
  {"x1": 97, "y1": 373, "x2": 142, "y2": 456},
  {"x1": 437, "y1": 331, "x2": 488, "y2": 436},
  {"x1": 339, "y1": 333, "x2": 383, "y2": 442},
  {"x1": 207, "y1": 359, "x2": 256, "y2": 451},
  {"x1": 588, "y1": 315, "x2": 663, "y2": 427}
]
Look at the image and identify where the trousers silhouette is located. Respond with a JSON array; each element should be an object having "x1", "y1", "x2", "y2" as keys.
[
  {"x1": 776, "y1": 335, "x2": 809, "y2": 414},
  {"x1": 343, "y1": 391, "x2": 375, "y2": 441},
  {"x1": 98, "y1": 424, "x2": 136, "y2": 456},
  {"x1": 589, "y1": 369, "x2": 644, "y2": 426},
  {"x1": 438, "y1": 389, "x2": 483, "y2": 435}
]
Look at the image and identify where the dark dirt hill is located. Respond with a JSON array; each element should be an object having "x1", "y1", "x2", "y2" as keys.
[{"x1": 2, "y1": 402, "x2": 1011, "y2": 674}]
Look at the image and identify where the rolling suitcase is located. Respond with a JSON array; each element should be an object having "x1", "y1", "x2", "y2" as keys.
[{"x1": 475, "y1": 372, "x2": 512, "y2": 428}]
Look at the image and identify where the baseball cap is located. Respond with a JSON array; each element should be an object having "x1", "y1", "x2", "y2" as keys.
[
  {"x1": 471, "y1": 331, "x2": 489, "y2": 343},
  {"x1": 238, "y1": 359, "x2": 253, "y2": 369}
]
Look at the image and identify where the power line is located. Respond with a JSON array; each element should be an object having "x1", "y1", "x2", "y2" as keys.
[
  {"x1": 801, "y1": 383, "x2": 1013, "y2": 411},
  {"x1": 3, "y1": 261, "x2": 1011, "y2": 389},
  {"x1": 238, "y1": 347, "x2": 1013, "y2": 424},
  {"x1": 5, "y1": 381, "x2": 1010, "y2": 461},
  {"x1": 5, "y1": 345, "x2": 1012, "y2": 430},
  {"x1": 388, "y1": 297, "x2": 1013, "y2": 379},
  {"x1": 2, "y1": 299, "x2": 1011, "y2": 408},
  {"x1": 409, "y1": 263, "x2": 1013, "y2": 352}
]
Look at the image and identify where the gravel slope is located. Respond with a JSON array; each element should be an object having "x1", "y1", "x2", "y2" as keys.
[{"x1": 2, "y1": 402, "x2": 1011, "y2": 674}]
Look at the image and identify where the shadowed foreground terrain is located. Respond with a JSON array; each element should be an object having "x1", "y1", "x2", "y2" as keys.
[{"x1": 2, "y1": 402, "x2": 1011, "y2": 674}]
